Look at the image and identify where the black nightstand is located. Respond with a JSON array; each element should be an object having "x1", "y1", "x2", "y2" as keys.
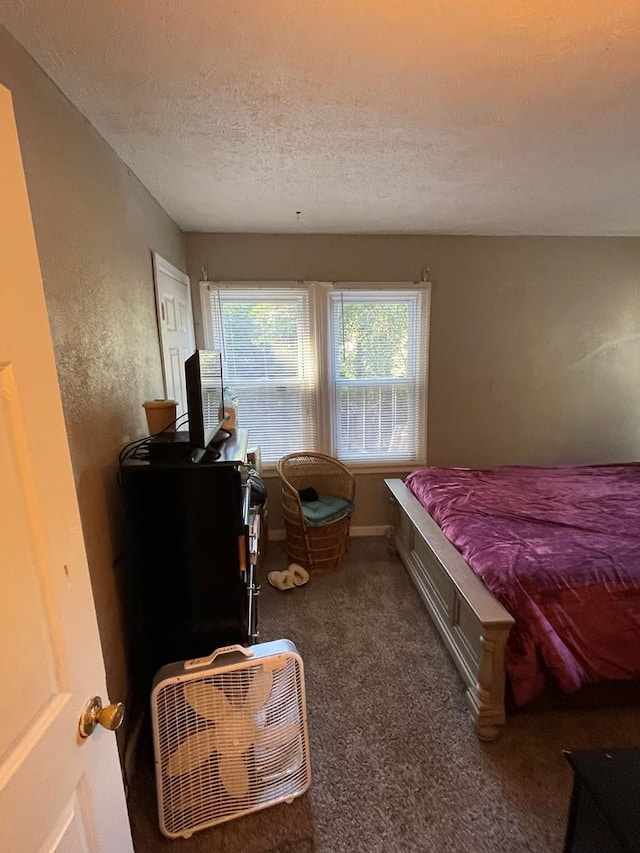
[{"x1": 564, "y1": 749, "x2": 640, "y2": 853}]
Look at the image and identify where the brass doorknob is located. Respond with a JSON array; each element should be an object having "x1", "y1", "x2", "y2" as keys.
[{"x1": 79, "y1": 696, "x2": 126, "y2": 738}]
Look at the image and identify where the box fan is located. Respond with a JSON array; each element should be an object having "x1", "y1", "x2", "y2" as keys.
[{"x1": 150, "y1": 640, "x2": 311, "y2": 839}]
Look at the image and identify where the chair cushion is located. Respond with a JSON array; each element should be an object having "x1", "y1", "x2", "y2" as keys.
[{"x1": 301, "y1": 495, "x2": 354, "y2": 527}]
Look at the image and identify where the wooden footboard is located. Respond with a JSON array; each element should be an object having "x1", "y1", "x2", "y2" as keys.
[{"x1": 385, "y1": 479, "x2": 515, "y2": 740}]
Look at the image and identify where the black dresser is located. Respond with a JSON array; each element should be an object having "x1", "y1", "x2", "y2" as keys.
[{"x1": 120, "y1": 428, "x2": 261, "y2": 691}]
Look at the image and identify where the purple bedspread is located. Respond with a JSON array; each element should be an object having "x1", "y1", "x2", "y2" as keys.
[{"x1": 405, "y1": 463, "x2": 640, "y2": 705}]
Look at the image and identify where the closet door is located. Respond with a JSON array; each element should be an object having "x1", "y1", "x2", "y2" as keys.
[{"x1": 152, "y1": 251, "x2": 196, "y2": 418}]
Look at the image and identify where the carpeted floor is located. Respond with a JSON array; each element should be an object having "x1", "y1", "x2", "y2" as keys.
[{"x1": 128, "y1": 537, "x2": 640, "y2": 852}]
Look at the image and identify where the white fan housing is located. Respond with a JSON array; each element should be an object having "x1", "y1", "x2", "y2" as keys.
[{"x1": 151, "y1": 639, "x2": 311, "y2": 838}]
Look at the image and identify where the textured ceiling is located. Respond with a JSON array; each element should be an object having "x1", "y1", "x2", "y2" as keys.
[{"x1": 3, "y1": 1, "x2": 640, "y2": 234}]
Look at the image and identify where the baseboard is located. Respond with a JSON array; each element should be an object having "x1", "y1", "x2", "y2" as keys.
[
  {"x1": 268, "y1": 525, "x2": 387, "y2": 541},
  {"x1": 350, "y1": 525, "x2": 389, "y2": 537}
]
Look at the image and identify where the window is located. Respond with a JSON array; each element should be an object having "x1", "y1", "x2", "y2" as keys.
[
  {"x1": 329, "y1": 289, "x2": 427, "y2": 464},
  {"x1": 205, "y1": 285, "x2": 317, "y2": 463},
  {"x1": 202, "y1": 281, "x2": 429, "y2": 467}
]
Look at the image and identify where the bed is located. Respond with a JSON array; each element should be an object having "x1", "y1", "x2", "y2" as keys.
[{"x1": 385, "y1": 463, "x2": 640, "y2": 740}]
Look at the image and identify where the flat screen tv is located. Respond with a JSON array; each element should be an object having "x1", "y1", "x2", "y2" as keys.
[{"x1": 185, "y1": 349, "x2": 225, "y2": 455}]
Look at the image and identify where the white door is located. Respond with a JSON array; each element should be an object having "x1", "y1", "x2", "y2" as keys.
[
  {"x1": 0, "y1": 86, "x2": 134, "y2": 852},
  {"x1": 152, "y1": 252, "x2": 195, "y2": 419}
]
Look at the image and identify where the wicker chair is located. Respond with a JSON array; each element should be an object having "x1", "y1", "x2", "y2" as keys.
[{"x1": 277, "y1": 452, "x2": 355, "y2": 574}]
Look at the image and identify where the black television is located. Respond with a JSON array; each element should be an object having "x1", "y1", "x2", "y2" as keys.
[{"x1": 185, "y1": 349, "x2": 226, "y2": 457}]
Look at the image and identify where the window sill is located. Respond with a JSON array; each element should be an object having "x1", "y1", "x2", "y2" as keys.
[{"x1": 260, "y1": 461, "x2": 422, "y2": 479}]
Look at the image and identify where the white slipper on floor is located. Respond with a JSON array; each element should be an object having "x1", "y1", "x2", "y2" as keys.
[
  {"x1": 267, "y1": 570, "x2": 296, "y2": 591},
  {"x1": 288, "y1": 563, "x2": 309, "y2": 587}
]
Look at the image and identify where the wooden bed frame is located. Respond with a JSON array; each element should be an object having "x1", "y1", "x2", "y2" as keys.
[{"x1": 385, "y1": 478, "x2": 515, "y2": 740}]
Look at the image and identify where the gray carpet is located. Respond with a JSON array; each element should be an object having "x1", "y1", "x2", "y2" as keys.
[{"x1": 129, "y1": 537, "x2": 640, "y2": 852}]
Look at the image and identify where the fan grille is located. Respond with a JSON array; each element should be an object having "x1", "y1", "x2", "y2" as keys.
[{"x1": 152, "y1": 655, "x2": 310, "y2": 837}]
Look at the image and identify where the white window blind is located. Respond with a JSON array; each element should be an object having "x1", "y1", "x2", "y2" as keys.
[
  {"x1": 329, "y1": 289, "x2": 427, "y2": 465},
  {"x1": 207, "y1": 285, "x2": 318, "y2": 464}
]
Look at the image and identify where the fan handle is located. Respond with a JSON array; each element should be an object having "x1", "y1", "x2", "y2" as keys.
[{"x1": 184, "y1": 644, "x2": 255, "y2": 670}]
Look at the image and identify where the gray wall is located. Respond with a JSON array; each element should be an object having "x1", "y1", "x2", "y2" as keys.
[
  {"x1": 186, "y1": 233, "x2": 640, "y2": 532},
  {"x1": 0, "y1": 27, "x2": 186, "y2": 712}
]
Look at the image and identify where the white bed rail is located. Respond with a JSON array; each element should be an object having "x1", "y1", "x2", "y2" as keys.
[{"x1": 386, "y1": 478, "x2": 515, "y2": 740}]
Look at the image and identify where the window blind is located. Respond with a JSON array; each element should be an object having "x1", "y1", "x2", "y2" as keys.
[
  {"x1": 329, "y1": 290, "x2": 427, "y2": 464},
  {"x1": 208, "y1": 286, "x2": 318, "y2": 464}
]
